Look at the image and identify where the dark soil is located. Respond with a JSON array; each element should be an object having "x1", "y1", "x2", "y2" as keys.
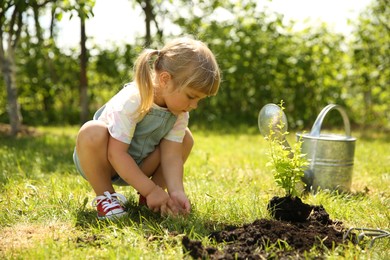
[
  {"x1": 182, "y1": 205, "x2": 353, "y2": 259},
  {"x1": 268, "y1": 196, "x2": 313, "y2": 222}
]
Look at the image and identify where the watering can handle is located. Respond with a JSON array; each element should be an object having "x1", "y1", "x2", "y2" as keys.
[{"x1": 310, "y1": 104, "x2": 351, "y2": 137}]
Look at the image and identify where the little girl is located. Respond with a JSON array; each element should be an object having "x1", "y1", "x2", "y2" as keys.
[{"x1": 73, "y1": 37, "x2": 221, "y2": 219}]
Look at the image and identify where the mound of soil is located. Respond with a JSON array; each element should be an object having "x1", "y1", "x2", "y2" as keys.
[
  {"x1": 268, "y1": 196, "x2": 313, "y2": 222},
  {"x1": 182, "y1": 206, "x2": 351, "y2": 259}
]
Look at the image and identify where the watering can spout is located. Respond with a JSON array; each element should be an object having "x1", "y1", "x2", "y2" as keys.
[{"x1": 258, "y1": 103, "x2": 294, "y2": 158}]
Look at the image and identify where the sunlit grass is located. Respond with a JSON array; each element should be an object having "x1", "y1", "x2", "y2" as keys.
[{"x1": 0, "y1": 126, "x2": 389, "y2": 259}]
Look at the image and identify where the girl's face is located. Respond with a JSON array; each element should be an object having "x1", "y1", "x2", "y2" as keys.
[{"x1": 163, "y1": 85, "x2": 207, "y2": 115}]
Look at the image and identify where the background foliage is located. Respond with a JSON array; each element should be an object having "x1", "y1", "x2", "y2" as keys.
[{"x1": 0, "y1": 0, "x2": 389, "y2": 131}]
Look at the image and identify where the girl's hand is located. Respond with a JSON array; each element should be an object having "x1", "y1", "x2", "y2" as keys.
[
  {"x1": 145, "y1": 185, "x2": 170, "y2": 213},
  {"x1": 169, "y1": 190, "x2": 191, "y2": 216}
]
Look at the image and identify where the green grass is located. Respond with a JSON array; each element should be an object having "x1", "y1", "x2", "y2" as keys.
[{"x1": 0, "y1": 126, "x2": 389, "y2": 259}]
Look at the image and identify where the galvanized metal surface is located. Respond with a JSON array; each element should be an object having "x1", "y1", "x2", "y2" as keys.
[{"x1": 297, "y1": 104, "x2": 357, "y2": 192}]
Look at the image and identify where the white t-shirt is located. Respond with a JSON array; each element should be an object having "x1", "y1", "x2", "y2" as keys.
[{"x1": 97, "y1": 83, "x2": 189, "y2": 144}]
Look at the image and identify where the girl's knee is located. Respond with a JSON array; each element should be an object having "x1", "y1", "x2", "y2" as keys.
[{"x1": 77, "y1": 121, "x2": 108, "y2": 147}]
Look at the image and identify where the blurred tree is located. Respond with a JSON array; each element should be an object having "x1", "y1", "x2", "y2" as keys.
[
  {"x1": 9, "y1": 0, "x2": 87, "y2": 126},
  {"x1": 135, "y1": 0, "x2": 171, "y2": 47},
  {"x1": 0, "y1": 1, "x2": 95, "y2": 128},
  {"x1": 348, "y1": 0, "x2": 390, "y2": 130},
  {"x1": 134, "y1": 0, "x2": 164, "y2": 46},
  {"x1": 61, "y1": 0, "x2": 95, "y2": 124},
  {"x1": 0, "y1": 1, "x2": 27, "y2": 135},
  {"x1": 16, "y1": 34, "x2": 80, "y2": 125},
  {"x1": 27, "y1": 1, "x2": 60, "y2": 123}
]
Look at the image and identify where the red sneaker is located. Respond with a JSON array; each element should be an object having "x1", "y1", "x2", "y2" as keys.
[{"x1": 92, "y1": 191, "x2": 127, "y2": 220}]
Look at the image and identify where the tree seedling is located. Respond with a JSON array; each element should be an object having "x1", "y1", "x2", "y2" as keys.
[
  {"x1": 265, "y1": 101, "x2": 308, "y2": 198},
  {"x1": 264, "y1": 101, "x2": 312, "y2": 221}
]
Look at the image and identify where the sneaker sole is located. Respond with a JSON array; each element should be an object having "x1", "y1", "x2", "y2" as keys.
[{"x1": 97, "y1": 211, "x2": 127, "y2": 220}]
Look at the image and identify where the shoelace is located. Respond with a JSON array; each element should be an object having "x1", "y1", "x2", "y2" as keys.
[{"x1": 92, "y1": 191, "x2": 128, "y2": 211}]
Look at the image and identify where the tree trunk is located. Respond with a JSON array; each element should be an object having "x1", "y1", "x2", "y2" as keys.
[
  {"x1": 136, "y1": 0, "x2": 164, "y2": 46},
  {"x1": 0, "y1": 50, "x2": 23, "y2": 135},
  {"x1": 0, "y1": 2, "x2": 24, "y2": 136},
  {"x1": 79, "y1": 16, "x2": 89, "y2": 124},
  {"x1": 143, "y1": 0, "x2": 152, "y2": 47}
]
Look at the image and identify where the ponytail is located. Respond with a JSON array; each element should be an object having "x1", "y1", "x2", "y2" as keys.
[{"x1": 134, "y1": 49, "x2": 159, "y2": 117}]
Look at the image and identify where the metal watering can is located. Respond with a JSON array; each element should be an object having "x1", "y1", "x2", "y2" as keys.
[
  {"x1": 258, "y1": 103, "x2": 356, "y2": 192},
  {"x1": 296, "y1": 104, "x2": 356, "y2": 192}
]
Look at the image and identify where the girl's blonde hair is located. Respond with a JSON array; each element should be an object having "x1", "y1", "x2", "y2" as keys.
[{"x1": 134, "y1": 37, "x2": 221, "y2": 116}]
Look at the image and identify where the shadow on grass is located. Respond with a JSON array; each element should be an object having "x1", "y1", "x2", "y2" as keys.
[
  {"x1": 74, "y1": 198, "x2": 226, "y2": 239},
  {"x1": 0, "y1": 132, "x2": 76, "y2": 184},
  {"x1": 303, "y1": 186, "x2": 371, "y2": 199}
]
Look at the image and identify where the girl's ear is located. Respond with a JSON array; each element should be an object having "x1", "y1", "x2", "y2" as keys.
[{"x1": 158, "y1": 71, "x2": 171, "y2": 88}]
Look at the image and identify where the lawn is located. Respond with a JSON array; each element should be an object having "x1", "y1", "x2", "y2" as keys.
[{"x1": 0, "y1": 125, "x2": 389, "y2": 259}]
